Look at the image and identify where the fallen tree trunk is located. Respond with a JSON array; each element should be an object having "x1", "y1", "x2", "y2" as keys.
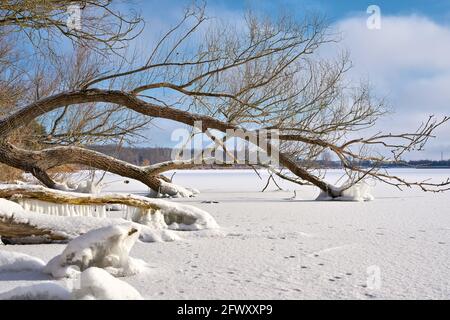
[
  {"x1": 0, "y1": 215, "x2": 68, "y2": 244},
  {"x1": 0, "y1": 184, "x2": 218, "y2": 244},
  {"x1": 1, "y1": 89, "x2": 447, "y2": 197}
]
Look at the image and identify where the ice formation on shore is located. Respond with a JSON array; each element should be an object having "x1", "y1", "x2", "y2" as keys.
[
  {"x1": 44, "y1": 224, "x2": 146, "y2": 278},
  {"x1": 124, "y1": 199, "x2": 218, "y2": 231},
  {"x1": 17, "y1": 199, "x2": 108, "y2": 218}
]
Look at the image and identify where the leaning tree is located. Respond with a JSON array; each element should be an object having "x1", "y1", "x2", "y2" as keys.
[{"x1": 0, "y1": 1, "x2": 449, "y2": 198}]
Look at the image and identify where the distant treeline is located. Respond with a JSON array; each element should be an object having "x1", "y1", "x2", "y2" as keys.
[
  {"x1": 314, "y1": 160, "x2": 450, "y2": 169},
  {"x1": 89, "y1": 145, "x2": 450, "y2": 168},
  {"x1": 89, "y1": 145, "x2": 173, "y2": 165},
  {"x1": 88, "y1": 145, "x2": 245, "y2": 168}
]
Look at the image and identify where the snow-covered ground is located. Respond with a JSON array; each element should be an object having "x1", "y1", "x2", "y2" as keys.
[{"x1": 1, "y1": 169, "x2": 449, "y2": 299}]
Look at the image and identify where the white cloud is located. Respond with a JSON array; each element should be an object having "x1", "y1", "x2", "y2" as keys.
[{"x1": 333, "y1": 15, "x2": 450, "y2": 159}]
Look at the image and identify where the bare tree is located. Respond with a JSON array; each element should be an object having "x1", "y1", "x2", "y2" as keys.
[{"x1": 0, "y1": 1, "x2": 449, "y2": 198}]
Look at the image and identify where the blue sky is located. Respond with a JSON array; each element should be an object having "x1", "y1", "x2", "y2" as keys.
[
  {"x1": 125, "y1": 0, "x2": 450, "y2": 160},
  {"x1": 137, "y1": 0, "x2": 450, "y2": 23}
]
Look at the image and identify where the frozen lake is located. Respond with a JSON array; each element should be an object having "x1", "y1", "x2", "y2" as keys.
[{"x1": 1, "y1": 169, "x2": 449, "y2": 299}]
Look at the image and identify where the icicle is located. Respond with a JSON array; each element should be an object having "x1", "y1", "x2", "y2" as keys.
[
  {"x1": 124, "y1": 205, "x2": 129, "y2": 220},
  {"x1": 100, "y1": 205, "x2": 106, "y2": 218}
]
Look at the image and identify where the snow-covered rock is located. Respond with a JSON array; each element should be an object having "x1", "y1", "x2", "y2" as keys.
[
  {"x1": 0, "y1": 251, "x2": 45, "y2": 272},
  {"x1": 0, "y1": 282, "x2": 71, "y2": 300},
  {"x1": 44, "y1": 224, "x2": 146, "y2": 278},
  {"x1": 72, "y1": 267, "x2": 143, "y2": 300}
]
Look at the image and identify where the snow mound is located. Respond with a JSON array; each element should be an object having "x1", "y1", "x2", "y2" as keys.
[
  {"x1": 73, "y1": 267, "x2": 143, "y2": 300},
  {"x1": 0, "y1": 282, "x2": 71, "y2": 300},
  {"x1": 316, "y1": 181, "x2": 374, "y2": 202},
  {"x1": 44, "y1": 223, "x2": 146, "y2": 278},
  {"x1": 0, "y1": 251, "x2": 45, "y2": 272}
]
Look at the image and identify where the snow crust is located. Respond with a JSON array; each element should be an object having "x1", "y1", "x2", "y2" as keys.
[
  {"x1": 44, "y1": 223, "x2": 146, "y2": 278},
  {"x1": 73, "y1": 267, "x2": 143, "y2": 300}
]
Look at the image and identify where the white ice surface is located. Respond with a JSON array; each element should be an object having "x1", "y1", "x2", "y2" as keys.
[{"x1": 1, "y1": 169, "x2": 449, "y2": 299}]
